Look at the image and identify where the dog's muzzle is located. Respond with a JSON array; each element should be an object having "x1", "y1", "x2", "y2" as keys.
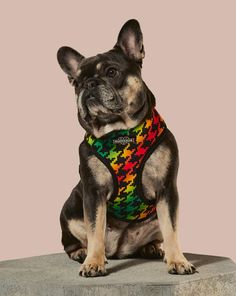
[{"x1": 81, "y1": 78, "x2": 123, "y2": 113}]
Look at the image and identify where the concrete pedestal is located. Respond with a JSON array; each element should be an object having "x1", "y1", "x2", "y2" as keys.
[{"x1": 0, "y1": 253, "x2": 236, "y2": 296}]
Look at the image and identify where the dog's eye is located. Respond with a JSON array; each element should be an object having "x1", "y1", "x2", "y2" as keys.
[{"x1": 106, "y1": 67, "x2": 118, "y2": 78}]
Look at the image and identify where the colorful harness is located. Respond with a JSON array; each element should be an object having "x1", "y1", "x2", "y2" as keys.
[{"x1": 84, "y1": 108, "x2": 167, "y2": 222}]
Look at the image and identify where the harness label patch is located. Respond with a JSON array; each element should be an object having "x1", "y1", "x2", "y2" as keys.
[{"x1": 112, "y1": 136, "x2": 135, "y2": 145}]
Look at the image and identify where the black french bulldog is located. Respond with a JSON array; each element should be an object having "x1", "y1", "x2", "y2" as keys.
[{"x1": 57, "y1": 19, "x2": 196, "y2": 277}]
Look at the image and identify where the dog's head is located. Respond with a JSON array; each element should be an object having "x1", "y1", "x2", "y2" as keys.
[{"x1": 57, "y1": 19, "x2": 155, "y2": 137}]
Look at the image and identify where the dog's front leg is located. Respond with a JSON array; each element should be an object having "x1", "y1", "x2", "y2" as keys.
[
  {"x1": 156, "y1": 184, "x2": 196, "y2": 275},
  {"x1": 79, "y1": 189, "x2": 107, "y2": 277}
]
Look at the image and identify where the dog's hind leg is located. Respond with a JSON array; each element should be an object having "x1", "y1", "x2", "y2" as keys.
[
  {"x1": 137, "y1": 239, "x2": 164, "y2": 259},
  {"x1": 60, "y1": 182, "x2": 88, "y2": 263},
  {"x1": 61, "y1": 226, "x2": 87, "y2": 263}
]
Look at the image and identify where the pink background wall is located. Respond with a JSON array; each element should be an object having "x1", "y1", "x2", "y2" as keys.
[{"x1": 0, "y1": 1, "x2": 235, "y2": 262}]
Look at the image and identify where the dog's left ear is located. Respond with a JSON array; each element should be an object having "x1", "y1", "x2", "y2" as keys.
[
  {"x1": 114, "y1": 19, "x2": 145, "y2": 65},
  {"x1": 57, "y1": 46, "x2": 84, "y2": 78}
]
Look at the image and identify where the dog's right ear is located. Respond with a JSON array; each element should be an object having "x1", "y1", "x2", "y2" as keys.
[
  {"x1": 57, "y1": 46, "x2": 84, "y2": 79},
  {"x1": 114, "y1": 19, "x2": 145, "y2": 66}
]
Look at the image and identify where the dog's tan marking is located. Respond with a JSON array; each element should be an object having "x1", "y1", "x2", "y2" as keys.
[
  {"x1": 93, "y1": 114, "x2": 139, "y2": 138},
  {"x1": 152, "y1": 146, "x2": 171, "y2": 180},
  {"x1": 96, "y1": 62, "x2": 102, "y2": 70},
  {"x1": 119, "y1": 75, "x2": 143, "y2": 105},
  {"x1": 156, "y1": 199, "x2": 195, "y2": 274},
  {"x1": 105, "y1": 227, "x2": 123, "y2": 257},
  {"x1": 76, "y1": 68, "x2": 81, "y2": 76},
  {"x1": 102, "y1": 118, "x2": 138, "y2": 133},
  {"x1": 80, "y1": 203, "x2": 107, "y2": 276},
  {"x1": 76, "y1": 90, "x2": 86, "y2": 118},
  {"x1": 142, "y1": 145, "x2": 171, "y2": 200},
  {"x1": 68, "y1": 219, "x2": 87, "y2": 247},
  {"x1": 87, "y1": 103, "x2": 108, "y2": 117},
  {"x1": 121, "y1": 113, "x2": 140, "y2": 129},
  {"x1": 87, "y1": 155, "x2": 113, "y2": 199}
]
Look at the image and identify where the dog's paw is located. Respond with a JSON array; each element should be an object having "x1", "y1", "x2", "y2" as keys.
[
  {"x1": 167, "y1": 259, "x2": 197, "y2": 275},
  {"x1": 139, "y1": 240, "x2": 165, "y2": 259},
  {"x1": 79, "y1": 263, "x2": 107, "y2": 277},
  {"x1": 70, "y1": 248, "x2": 87, "y2": 263}
]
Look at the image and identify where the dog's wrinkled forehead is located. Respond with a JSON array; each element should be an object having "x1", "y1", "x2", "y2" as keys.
[
  {"x1": 76, "y1": 51, "x2": 136, "y2": 81},
  {"x1": 76, "y1": 56, "x2": 98, "y2": 77}
]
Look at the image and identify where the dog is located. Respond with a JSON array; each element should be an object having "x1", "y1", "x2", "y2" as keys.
[{"x1": 57, "y1": 19, "x2": 196, "y2": 277}]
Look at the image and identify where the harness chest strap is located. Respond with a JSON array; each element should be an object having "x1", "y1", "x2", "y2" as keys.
[{"x1": 84, "y1": 108, "x2": 167, "y2": 222}]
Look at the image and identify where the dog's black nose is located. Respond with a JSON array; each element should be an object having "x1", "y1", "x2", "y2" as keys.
[{"x1": 85, "y1": 78, "x2": 98, "y2": 90}]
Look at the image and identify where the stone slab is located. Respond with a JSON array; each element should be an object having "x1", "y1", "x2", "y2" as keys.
[{"x1": 0, "y1": 253, "x2": 236, "y2": 296}]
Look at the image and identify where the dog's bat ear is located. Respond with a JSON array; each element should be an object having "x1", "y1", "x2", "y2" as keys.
[
  {"x1": 114, "y1": 19, "x2": 145, "y2": 65},
  {"x1": 57, "y1": 46, "x2": 84, "y2": 77}
]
